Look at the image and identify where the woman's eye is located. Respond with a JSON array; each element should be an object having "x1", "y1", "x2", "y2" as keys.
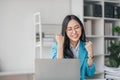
[
  {"x1": 67, "y1": 28, "x2": 72, "y2": 31},
  {"x1": 75, "y1": 26, "x2": 79, "y2": 29}
]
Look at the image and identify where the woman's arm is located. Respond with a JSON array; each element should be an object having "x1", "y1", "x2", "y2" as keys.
[
  {"x1": 57, "y1": 44, "x2": 64, "y2": 59},
  {"x1": 52, "y1": 34, "x2": 64, "y2": 59},
  {"x1": 85, "y1": 41, "x2": 94, "y2": 66},
  {"x1": 85, "y1": 41, "x2": 95, "y2": 76},
  {"x1": 87, "y1": 52, "x2": 94, "y2": 67},
  {"x1": 56, "y1": 34, "x2": 64, "y2": 59}
]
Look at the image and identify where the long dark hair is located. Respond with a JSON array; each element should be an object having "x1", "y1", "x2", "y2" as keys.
[{"x1": 61, "y1": 15, "x2": 86, "y2": 58}]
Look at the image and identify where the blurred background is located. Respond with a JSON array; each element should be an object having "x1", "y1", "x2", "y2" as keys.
[{"x1": 0, "y1": 0, "x2": 120, "y2": 80}]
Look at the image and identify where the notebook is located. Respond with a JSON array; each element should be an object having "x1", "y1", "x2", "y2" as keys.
[{"x1": 35, "y1": 59, "x2": 80, "y2": 80}]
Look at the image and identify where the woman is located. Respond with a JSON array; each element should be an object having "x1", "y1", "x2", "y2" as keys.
[{"x1": 51, "y1": 15, "x2": 95, "y2": 80}]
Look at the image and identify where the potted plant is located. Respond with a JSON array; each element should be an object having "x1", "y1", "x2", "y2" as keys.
[
  {"x1": 118, "y1": 27, "x2": 120, "y2": 36},
  {"x1": 112, "y1": 26, "x2": 120, "y2": 36},
  {"x1": 107, "y1": 41, "x2": 120, "y2": 67}
]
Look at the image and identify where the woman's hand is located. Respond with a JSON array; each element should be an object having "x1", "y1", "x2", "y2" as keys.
[
  {"x1": 55, "y1": 34, "x2": 64, "y2": 59},
  {"x1": 56, "y1": 34, "x2": 64, "y2": 47},
  {"x1": 85, "y1": 41, "x2": 93, "y2": 57},
  {"x1": 85, "y1": 41, "x2": 94, "y2": 66}
]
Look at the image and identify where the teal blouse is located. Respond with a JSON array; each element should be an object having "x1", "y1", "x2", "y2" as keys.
[{"x1": 51, "y1": 40, "x2": 95, "y2": 80}]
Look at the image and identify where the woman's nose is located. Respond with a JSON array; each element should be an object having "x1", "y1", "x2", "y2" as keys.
[{"x1": 72, "y1": 29, "x2": 76, "y2": 34}]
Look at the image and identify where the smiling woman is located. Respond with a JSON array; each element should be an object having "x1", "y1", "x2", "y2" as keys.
[{"x1": 51, "y1": 15, "x2": 95, "y2": 80}]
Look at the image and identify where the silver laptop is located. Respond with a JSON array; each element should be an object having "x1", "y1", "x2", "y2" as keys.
[{"x1": 35, "y1": 59, "x2": 80, "y2": 80}]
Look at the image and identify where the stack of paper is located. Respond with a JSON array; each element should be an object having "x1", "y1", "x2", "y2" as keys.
[{"x1": 104, "y1": 66, "x2": 120, "y2": 80}]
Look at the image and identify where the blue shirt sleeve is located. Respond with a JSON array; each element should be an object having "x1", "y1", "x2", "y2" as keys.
[
  {"x1": 51, "y1": 42, "x2": 57, "y2": 59},
  {"x1": 86, "y1": 59, "x2": 96, "y2": 77}
]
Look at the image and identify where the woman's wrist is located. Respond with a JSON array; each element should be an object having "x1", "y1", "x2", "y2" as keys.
[
  {"x1": 87, "y1": 56, "x2": 94, "y2": 59},
  {"x1": 88, "y1": 58, "x2": 93, "y2": 67},
  {"x1": 57, "y1": 44, "x2": 64, "y2": 59},
  {"x1": 87, "y1": 55, "x2": 94, "y2": 67},
  {"x1": 58, "y1": 43, "x2": 64, "y2": 47}
]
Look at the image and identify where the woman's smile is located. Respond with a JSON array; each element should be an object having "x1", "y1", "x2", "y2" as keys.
[{"x1": 72, "y1": 34, "x2": 79, "y2": 39}]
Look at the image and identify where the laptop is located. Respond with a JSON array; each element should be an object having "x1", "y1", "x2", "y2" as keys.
[{"x1": 35, "y1": 59, "x2": 80, "y2": 80}]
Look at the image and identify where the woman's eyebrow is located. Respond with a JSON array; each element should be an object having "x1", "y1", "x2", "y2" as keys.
[
  {"x1": 74, "y1": 24, "x2": 79, "y2": 27},
  {"x1": 67, "y1": 25, "x2": 79, "y2": 28},
  {"x1": 67, "y1": 26, "x2": 72, "y2": 28}
]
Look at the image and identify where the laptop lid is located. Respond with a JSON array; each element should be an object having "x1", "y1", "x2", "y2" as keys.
[{"x1": 35, "y1": 59, "x2": 80, "y2": 80}]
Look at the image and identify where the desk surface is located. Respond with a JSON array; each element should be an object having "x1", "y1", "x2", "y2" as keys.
[{"x1": 0, "y1": 70, "x2": 34, "y2": 76}]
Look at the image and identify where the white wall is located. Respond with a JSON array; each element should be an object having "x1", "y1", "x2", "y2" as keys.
[
  {"x1": 0, "y1": 0, "x2": 38, "y2": 72},
  {"x1": 0, "y1": 0, "x2": 70, "y2": 77}
]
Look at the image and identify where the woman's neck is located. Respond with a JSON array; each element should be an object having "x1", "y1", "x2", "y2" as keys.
[{"x1": 70, "y1": 41, "x2": 79, "y2": 48}]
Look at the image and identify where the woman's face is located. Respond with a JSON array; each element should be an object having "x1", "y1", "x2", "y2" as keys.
[{"x1": 66, "y1": 19, "x2": 82, "y2": 43}]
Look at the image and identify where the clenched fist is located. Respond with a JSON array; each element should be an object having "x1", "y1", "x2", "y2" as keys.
[
  {"x1": 85, "y1": 41, "x2": 93, "y2": 58},
  {"x1": 56, "y1": 34, "x2": 64, "y2": 47}
]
